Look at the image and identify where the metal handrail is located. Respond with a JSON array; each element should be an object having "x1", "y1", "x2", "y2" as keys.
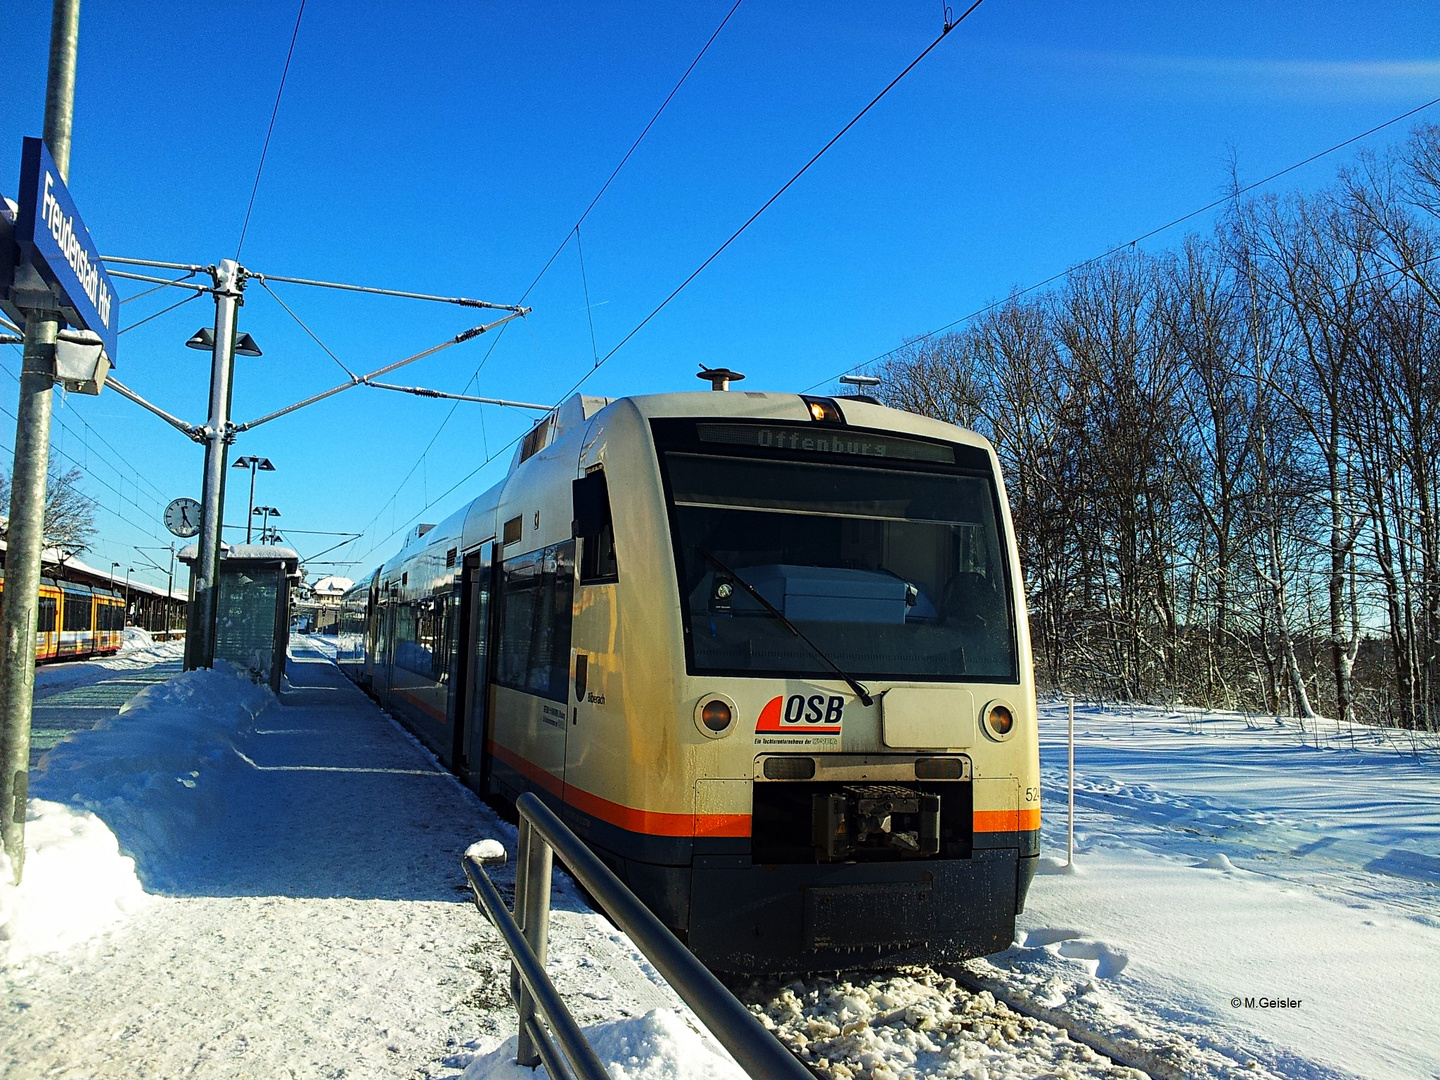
[{"x1": 462, "y1": 791, "x2": 814, "y2": 1080}]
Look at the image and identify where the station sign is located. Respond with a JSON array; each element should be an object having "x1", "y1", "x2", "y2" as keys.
[{"x1": 13, "y1": 137, "x2": 118, "y2": 362}]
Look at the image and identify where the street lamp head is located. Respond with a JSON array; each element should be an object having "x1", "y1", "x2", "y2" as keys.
[
  {"x1": 257, "y1": 458, "x2": 275, "y2": 471},
  {"x1": 186, "y1": 327, "x2": 263, "y2": 357}
]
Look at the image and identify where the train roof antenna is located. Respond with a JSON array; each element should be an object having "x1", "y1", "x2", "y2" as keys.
[{"x1": 698, "y1": 366, "x2": 744, "y2": 391}]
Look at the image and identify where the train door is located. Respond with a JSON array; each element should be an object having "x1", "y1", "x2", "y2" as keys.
[
  {"x1": 362, "y1": 570, "x2": 381, "y2": 686},
  {"x1": 456, "y1": 543, "x2": 496, "y2": 793},
  {"x1": 374, "y1": 583, "x2": 396, "y2": 698},
  {"x1": 37, "y1": 588, "x2": 59, "y2": 661}
]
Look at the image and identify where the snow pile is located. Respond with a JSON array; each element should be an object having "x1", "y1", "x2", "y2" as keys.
[
  {"x1": 463, "y1": 1009, "x2": 747, "y2": 1080},
  {"x1": 739, "y1": 970, "x2": 1140, "y2": 1080},
  {"x1": 465, "y1": 839, "x2": 508, "y2": 863},
  {"x1": 0, "y1": 799, "x2": 149, "y2": 968},
  {"x1": 119, "y1": 624, "x2": 156, "y2": 654},
  {"x1": 31, "y1": 662, "x2": 274, "y2": 890}
]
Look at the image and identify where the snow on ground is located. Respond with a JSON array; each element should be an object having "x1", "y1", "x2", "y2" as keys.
[
  {"x1": 464, "y1": 1008, "x2": 749, "y2": 1080},
  {"x1": 965, "y1": 701, "x2": 1440, "y2": 1080},
  {"x1": 0, "y1": 640, "x2": 744, "y2": 1079},
  {"x1": 728, "y1": 704, "x2": 1440, "y2": 1080},
  {"x1": 0, "y1": 799, "x2": 150, "y2": 967},
  {"x1": 30, "y1": 626, "x2": 185, "y2": 698},
  {"x1": 6, "y1": 641, "x2": 1438, "y2": 1079}
]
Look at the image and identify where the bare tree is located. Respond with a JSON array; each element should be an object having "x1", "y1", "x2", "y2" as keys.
[
  {"x1": 873, "y1": 332, "x2": 989, "y2": 430},
  {"x1": 867, "y1": 121, "x2": 1440, "y2": 727},
  {"x1": 0, "y1": 466, "x2": 98, "y2": 557}
]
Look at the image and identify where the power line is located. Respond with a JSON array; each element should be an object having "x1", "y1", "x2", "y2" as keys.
[
  {"x1": 0, "y1": 352, "x2": 172, "y2": 508},
  {"x1": 349, "y1": 2, "x2": 745, "y2": 555},
  {"x1": 806, "y1": 92, "x2": 1440, "y2": 391},
  {"x1": 0, "y1": 406, "x2": 172, "y2": 548},
  {"x1": 576, "y1": 225, "x2": 600, "y2": 367},
  {"x1": 236, "y1": 0, "x2": 307, "y2": 259},
  {"x1": 117, "y1": 289, "x2": 202, "y2": 337},
  {"x1": 120, "y1": 269, "x2": 199, "y2": 306},
  {"x1": 553, "y1": 0, "x2": 985, "y2": 406},
  {"x1": 258, "y1": 278, "x2": 357, "y2": 378},
  {"x1": 350, "y1": 426, "x2": 529, "y2": 569},
  {"x1": 518, "y1": 0, "x2": 747, "y2": 301}
]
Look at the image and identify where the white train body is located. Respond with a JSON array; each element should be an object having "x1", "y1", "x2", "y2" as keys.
[{"x1": 339, "y1": 389, "x2": 1039, "y2": 971}]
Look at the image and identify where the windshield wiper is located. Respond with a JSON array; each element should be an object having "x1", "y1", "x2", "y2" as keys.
[{"x1": 700, "y1": 549, "x2": 874, "y2": 707}]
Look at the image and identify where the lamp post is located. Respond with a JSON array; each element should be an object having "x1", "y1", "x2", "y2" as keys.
[
  {"x1": 232, "y1": 455, "x2": 275, "y2": 543},
  {"x1": 253, "y1": 506, "x2": 280, "y2": 545},
  {"x1": 166, "y1": 543, "x2": 174, "y2": 636}
]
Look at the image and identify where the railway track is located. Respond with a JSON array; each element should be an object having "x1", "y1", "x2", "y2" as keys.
[
  {"x1": 729, "y1": 966, "x2": 1149, "y2": 1080},
  {"x1": 727, "y1": 961, "x2": 1323, "y2": 1080}
]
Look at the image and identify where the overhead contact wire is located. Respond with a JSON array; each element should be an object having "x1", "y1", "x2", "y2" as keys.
[
  {"x1": 809, "y1": 92, "x2": 1440, "y2": 390},
  {"x1": 554, "y1": 0, "x2": 986, "y2": 405},
  {"x1": 236, "y1": 0, "x2": 308, "y2": 258},
  {"x1": 353, "y1": 2, "x2": 745, "y2": 552}
]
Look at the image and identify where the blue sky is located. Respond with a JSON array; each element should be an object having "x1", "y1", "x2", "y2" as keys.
[{"x1": 2, "y1": 1, "x2": 1438, "y2": 589}]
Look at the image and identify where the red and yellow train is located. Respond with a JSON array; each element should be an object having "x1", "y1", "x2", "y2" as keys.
[{"x1": 0, "y1": 573, "x2": 125, "y2": 661}]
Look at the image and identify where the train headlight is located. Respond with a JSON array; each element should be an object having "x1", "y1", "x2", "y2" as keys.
[
  {"x1": 694, "y1": 694, "x2": 738, "y2": 738},
  {"x1": 982, "y1": 700, "x2": 1017, "y2": 741}
]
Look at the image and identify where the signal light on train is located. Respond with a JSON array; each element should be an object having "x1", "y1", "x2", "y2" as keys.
[
  {"x1": 694, "y1": 694, "x2": 738, "y2": 738},
  {"x1": 702, "y1": 700, "x2": 732, "y2": 730},
  {"x1": 801, "y1": 396, "x2": 844, "y2": 423},
  {"x1": 983, "y1": 701, "x2": 1017, "y2": 741}
]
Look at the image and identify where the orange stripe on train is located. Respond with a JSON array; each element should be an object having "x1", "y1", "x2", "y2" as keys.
[
  {"x1": 973, "y1": 808, "x2": 1041, "y2": 832},
  {"x1": 488, "y1": 740, "x2": 750, "y2": 838},
  {"x1": 490, "y1": 741, "x2": 1036, "y2": 839}
]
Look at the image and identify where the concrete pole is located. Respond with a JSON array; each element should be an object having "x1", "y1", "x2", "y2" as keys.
[
  {"x1": 183, "y1": 260, "x2": 241, "y2": 670},
  {"x1": 0, "y1": 0, "x2": 81, "y2": 883}
]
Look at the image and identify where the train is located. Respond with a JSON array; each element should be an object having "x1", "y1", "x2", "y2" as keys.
[
  {"x1": 0, "y1": 572, "x2": 125, "y2": 661},
  {"x1": 338, "y1": 384, "x2": 1040, "y2": 972}
]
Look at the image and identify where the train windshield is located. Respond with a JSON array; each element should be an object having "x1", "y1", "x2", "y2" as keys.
[{"x1": 662, "y1": 449, "x2": 1017, "y2": 682}]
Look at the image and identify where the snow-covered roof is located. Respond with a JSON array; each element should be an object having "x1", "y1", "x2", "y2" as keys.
[
  {"x1": 310, "y1": 575, "x2": 354, "y2": 596},
  {"x1": 178, "y1": 543, "x2": 300, "y2": 564},
  {"x1": 0, "y1": 538, "x2": 187, "y2": 600}
]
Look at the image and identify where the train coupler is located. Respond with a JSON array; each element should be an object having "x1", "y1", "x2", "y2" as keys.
[{"x1": 812, "y1": 784, "x2": 940, "y2": 861}]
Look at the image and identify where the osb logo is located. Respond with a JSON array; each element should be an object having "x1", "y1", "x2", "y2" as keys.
[{"x1": 757, "y1": 694, "x2": 844, "y2": 735}]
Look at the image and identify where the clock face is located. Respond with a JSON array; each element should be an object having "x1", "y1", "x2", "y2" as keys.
[{"x1": 164, "y1": 497, "x2": 202, "y2": 538}]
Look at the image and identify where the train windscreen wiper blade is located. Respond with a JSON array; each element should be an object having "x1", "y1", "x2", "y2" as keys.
[{"x1": 700, "y1": 549, "x2": 874, "y2": 707}]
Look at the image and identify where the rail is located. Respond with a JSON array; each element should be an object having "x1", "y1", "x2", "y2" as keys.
[{"x1": 462, "y1": 791, "x2": 814, "y2": 1080}]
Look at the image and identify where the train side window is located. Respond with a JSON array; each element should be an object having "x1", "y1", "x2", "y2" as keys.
[
  {"x1": 495, "y1": 540, "x2": 576, "y2": 702},
  {"x1": 39, "y1": 596, "x2": 57, "y2": 633},
  {"x1": 62, "y1": 593, "x2": 90, "y2": 632},
  {"x1": 574, "y1": 472, "x2": 618, "y2": 584}
]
